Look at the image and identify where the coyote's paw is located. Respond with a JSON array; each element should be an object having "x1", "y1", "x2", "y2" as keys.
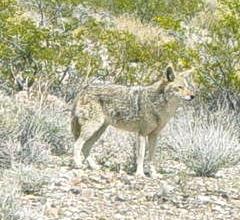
[
  {"x1": 72, "y1": 161, "x2": 83, "y2": 169},
  {"x1": 72, "y1": 157, "x2": 84, "y2": 169},
  {"x1": 87, "y1": 157, "x2": 101, "y2": 170},
  {"x1": 148, "y1": 165, "x2": 160, "y2": 179},
  {"x1": 149, "y1": 172, "x2": 162, "y2": 179},
  {"x1": 135, "y1": 171, "x2": 146, "y2": 178}
]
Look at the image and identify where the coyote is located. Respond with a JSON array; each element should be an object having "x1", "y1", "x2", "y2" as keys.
[{"x1": 71, "y1": 65, "x2": 195, "y2": 177}]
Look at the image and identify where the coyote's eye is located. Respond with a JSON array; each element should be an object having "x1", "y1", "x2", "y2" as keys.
[{"x1": 178, "y1": 86, "x2": 184, "y2": 89}]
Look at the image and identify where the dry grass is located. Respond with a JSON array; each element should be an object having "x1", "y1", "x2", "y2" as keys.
[
  {"x1": 0, "y1": 173, "x2": 20, "y2": 220},
  {"x1": 113, "y1": 15, "x2": 173, "y2": 45},
  {"x1": 167, "y1": 103, "x2": 240, "y2": 177},
  {"x1": 0, "y1": 166, "x2": 48, "y2": 220},
  {"x1": 0, "y1": 91, "x2": 72, "y2": 166}
]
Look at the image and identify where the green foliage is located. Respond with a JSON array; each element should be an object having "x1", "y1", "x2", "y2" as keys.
[
  {"x1": 153, "y1": 16, "x2": 181, "y2": 31},
  {"x1": 197, "y1": 0, "x2": 240, "y2": 93},
  {"x1": 0, "y1": 0, "x2": 82, "y2": 90},
  {"x1": 0, "y1": 0, "x2": 239, "y2": 96},
  {"x1": 72, "y1": 17, "x2": 197, "y2": 84},
  {"x1": 83, "y1": 0, "x2": 203, "y2": 24},
  {"x1": 79, "y1": 0, "x2": 135, "y2": 15}
]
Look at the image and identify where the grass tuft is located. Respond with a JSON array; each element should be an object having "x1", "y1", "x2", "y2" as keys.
[{"x1": 167, "y1": 103, "x2": 240, "y2": 177}]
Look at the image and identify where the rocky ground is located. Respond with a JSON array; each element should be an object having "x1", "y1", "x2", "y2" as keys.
[
  {"x1": 0, "y1": 91, "x2": 239, "y2": 220},
  {"x1": 16, "y1": 150, "x2": 240, "y2": 220}
]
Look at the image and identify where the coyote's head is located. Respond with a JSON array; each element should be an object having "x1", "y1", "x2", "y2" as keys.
[{"x1": 164, "y1": 65, "x2": 195, "y2": 101}]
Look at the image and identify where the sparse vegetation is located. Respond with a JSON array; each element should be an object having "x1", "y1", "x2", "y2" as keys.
[
  {"x1": 0, "y1": 167, "x2": 47, "y2": 220},
  {"x1": 0, "y1": 91, "x2": 72, "y2": 166},
  {"x1": 18, "y1": 165, "x2": 50, "y2": 195},
  {"x1": 0, "y1": 177, "x2": 21, "y2": 220},
  {"x1": 168, "y1": 103, "x2": 240, "y2": 177},
  {"x1": 0, "y1": 0, "x2": 239, "y2": 219}
]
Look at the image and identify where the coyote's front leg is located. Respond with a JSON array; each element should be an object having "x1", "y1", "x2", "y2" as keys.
[
  {"x1": 135, "y1": 135, "x2": 146, "y2": 177},
  {"x1": 148, "y1": 130, "x2": 159, "y2": 178}
]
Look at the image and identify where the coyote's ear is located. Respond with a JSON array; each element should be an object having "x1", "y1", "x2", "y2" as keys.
[{"x1": 165, "y1": 65, "x2": 175, "y2": 82}]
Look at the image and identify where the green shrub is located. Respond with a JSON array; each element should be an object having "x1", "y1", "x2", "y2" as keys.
[
  {"x1": 83, "y1": 0, "x2": 203, "y2": 24},
  {"x1": 1, "y1": 0, "x2": 239, "y2": 101},
  {"x1": 185, "y1": 0, "x2": 240, "y2": 94}
]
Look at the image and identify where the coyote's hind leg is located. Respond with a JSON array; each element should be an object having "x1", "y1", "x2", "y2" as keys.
[{"x1": 74, "y1": 118, "x2": 108, "y2": 169}]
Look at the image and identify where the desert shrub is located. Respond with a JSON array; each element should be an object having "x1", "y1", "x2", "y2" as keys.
[
  {"x1": 73, "y1": 19, "x2": 195, "y2": 85},
  {"x1": 0, "y1": 93, "x2": 21, "y2": 167},
  {"x1": 0, "y1": 187, "x2": 20, "y2": 220},
  {"x1": 0, "y1": 0, "x2": 200, "y2": 96},
  {"x1": 0, "y1": 167, "x2": 46, "y2": 220},
  {"x1": 0, "y1": 169, "x2": 21, "y2": 220},
  {"x1": 73, "y1": 0, "x2": 240, "y2": 96},
  {"x1": 167, "y1": 104, "x2": 240, "y2": 177},
  {"x1": 0, "y1": 0, "x2": 82, "y2": 93},
  {"x1": 200, "y1": 89, "x2": 240, "y2": 112},
  {"x1": 92, "y1": 128, "x2": 137, "y2": 174},
  {"x1": 17, "y1": 165, "x2": 50, "y2": 195},
  {"x1": 0, "y1": 143, "x2": 12, "y2": 169},
  {"x1": 83, "y1": 0, "x2": 203, "y2": 24},
  {"x1": 180, "y1": 0, "x2": 240, "y2": 94},
  {"x1": 0, "y1": 92, "x2": 72, "y2": 165},
  {"x1": 17, "y1": 102, "x2": 72, "y2": 157}
]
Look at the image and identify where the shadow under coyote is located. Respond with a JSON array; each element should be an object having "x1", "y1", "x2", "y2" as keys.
[{"x1": 71, "y1": 65, "x2": 195, "y2": 177}]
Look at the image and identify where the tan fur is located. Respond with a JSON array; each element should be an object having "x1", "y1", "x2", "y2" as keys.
[{"x1": 71, "y1": 65, "x2": 195, "y2": 177}]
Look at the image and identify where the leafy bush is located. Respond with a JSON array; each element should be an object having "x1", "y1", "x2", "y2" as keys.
[
  {"x1": 168, "y1": 104, "x2": 240, "y2": 177},
  {"x1": 0, "y1": 0, "x2": 81, "y2": 92},
  {"x1": 0, "y1": 0, "x2": 203, "y2": 95},
  {"x1": 73, "y1": 19, "x2": 195, "y2": 85},
  {"x1": 1, "y1": 0, "x2": 239, "y2": 100},
  {"x1": 180, "y1": 0, "x2": 240, "y2": 94},
  {"x1": 83, "y1": 0, "x2": 203, "y2": 24}
]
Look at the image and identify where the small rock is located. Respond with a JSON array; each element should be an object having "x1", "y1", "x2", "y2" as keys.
[
  {"x1": 115, "y1": 195, "x2": 126, "y2": 202},
  {"x1": 45, "y1": 207, "x2": 59, "y2": 218},
  {"x1": 114, "y1": 213, "x2": 125, "y2": 220},
  {"x1": 120, "y1": 175, "x2": 133, "y2": 185},
  {"x1": 70, "y1": 187, "x2": 81, "y2": 195},
  {"x1": 196, "y1": 195, "x2": 211, "y2": 204},
  {"x1": 81, "y1": 188, "x2": 95, "y2": 198}
]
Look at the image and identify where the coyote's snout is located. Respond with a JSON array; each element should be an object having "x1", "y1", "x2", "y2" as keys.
[{"x1": 71, "y1": 65, "x2": 195, "y2": 177}]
